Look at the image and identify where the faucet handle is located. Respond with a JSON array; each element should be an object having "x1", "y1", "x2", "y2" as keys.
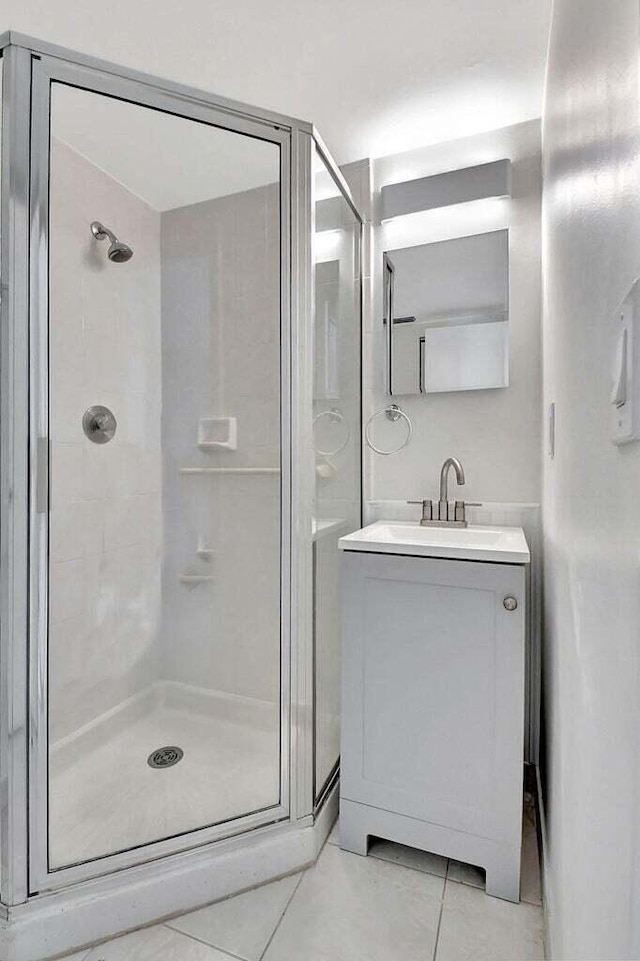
[{"x1": 407, "y1": 499, "x2": 433, "y2": 523}]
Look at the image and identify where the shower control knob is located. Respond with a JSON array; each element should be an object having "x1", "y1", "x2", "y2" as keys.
[
  {"x1": 503, "y1": 596, "x2": 518, "y2": 612},
  {"x1": 83, "y1": 405, "x2": 117, "y2": 444}
]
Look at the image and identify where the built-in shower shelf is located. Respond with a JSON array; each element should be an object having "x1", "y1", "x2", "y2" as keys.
[
  {"x1": 178, "y1": 574, "x2": 215, "y2": 585},
  {"x1": 180, "y1": 467, "x2": 280, "y2": 475},
  {"x1": 197, "y1": 416, "x2": 237, "y2": 451}
]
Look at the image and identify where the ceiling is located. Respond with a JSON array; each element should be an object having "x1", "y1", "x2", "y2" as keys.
[
  {"x1": 3, "y1": 0, "x2": 551, "y2": 168},
  {"x1": 52, "y1": 84, "x2": 282, "y2": 210},
  {"x1": 51, "y1": 86, "x2": 348, "y2": 211}
]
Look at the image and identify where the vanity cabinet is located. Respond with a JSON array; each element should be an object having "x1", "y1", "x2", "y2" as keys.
[{"x1": 339, "y1": 548, "x2": 526, "y2": 902}]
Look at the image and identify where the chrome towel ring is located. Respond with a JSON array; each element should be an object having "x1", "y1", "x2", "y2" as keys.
[{"x1": 365, "y1": 404, "x2": 413, "y2": 455}]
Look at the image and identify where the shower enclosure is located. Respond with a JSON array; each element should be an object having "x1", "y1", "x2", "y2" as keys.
[{"x1": 0, "y1": 33, "x2": 362, "y2": 959}]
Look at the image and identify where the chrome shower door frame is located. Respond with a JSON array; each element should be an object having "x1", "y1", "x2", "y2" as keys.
[
  {"x1": 289, "y1": 127, "x2": 365, "y2": 822},
  {"x1": 0, "y1": 33, "x2": 363, "y2": 917},
  {"x1": 309, "y1": 133, "x2": 364, "y2": 811},
  {"x1": 0, "y1": 39, "x2": 33, "y2": 907},
  {"x1": 24, "y1": 45, "x2": 296, "y2": 896}
]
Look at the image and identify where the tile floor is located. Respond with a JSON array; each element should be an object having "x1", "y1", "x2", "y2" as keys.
[{"x1": 60, "y1": 796, "x2": 544, "y2": 961}]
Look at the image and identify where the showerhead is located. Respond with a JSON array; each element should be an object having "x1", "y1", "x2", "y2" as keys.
[
  {"x1": 90, "y1": 221, "x2": 134, "y2": 263},
  {"x1": 107, "y1": 240, "x2": 134, "y2": 263}
]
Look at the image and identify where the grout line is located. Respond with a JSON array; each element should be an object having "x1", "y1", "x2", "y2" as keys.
[
  {"x1": 161, "y1": 924, "x2": 248, "y2": 961},
  {"x1": 258, "y1": 870, "x2": 306, "y2": 960},
  {"x1": 432, "y1": 865, "x2": 449, "y2": 961},
  {"x1": 444, "y1": 874, "x2": 483, "y2": 889},
  {"x1": 368, "y1": 851, "x2": 448, "y2": 881}
]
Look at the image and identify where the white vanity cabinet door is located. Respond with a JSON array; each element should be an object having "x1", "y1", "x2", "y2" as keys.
[{"x1": 340, "y1": 550, "x2": 526, "y2": 900}]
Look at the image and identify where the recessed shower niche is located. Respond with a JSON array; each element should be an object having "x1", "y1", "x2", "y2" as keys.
[{"x1": 0, "y1": 33, "x2": 362, "y2": 959}]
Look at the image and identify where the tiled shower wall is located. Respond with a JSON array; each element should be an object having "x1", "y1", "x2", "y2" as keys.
[
  {"x1": 160, "y1": 184, "x2": 281, "y2": 706},
  {"x1": 49, "y1": 150, "x2": 282, "y2": 740},
  {"x1": 49, "y1": 139, "x2": 162, "y2": 743}
]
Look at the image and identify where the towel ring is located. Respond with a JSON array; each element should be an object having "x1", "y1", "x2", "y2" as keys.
[
  {"x1": 313, "y1": 407, "x2": 351, "y2": 457},
  {"x1": 365, "y1": 404, "x2": 413, "y2": 456}
]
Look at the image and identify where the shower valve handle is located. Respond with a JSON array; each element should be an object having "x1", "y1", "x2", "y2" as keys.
[{"x1": 83, "y1": 405, "x2": 117, "y2": 444}]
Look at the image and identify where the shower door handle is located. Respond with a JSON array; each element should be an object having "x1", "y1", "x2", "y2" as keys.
[{"x1": 35, "y1": 436, "x2": 49, "y2": 513}]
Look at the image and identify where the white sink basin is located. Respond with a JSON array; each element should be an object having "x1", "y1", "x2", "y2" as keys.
[{"x1": 339, "y1": 520, "x2": 530, "y2": 564}]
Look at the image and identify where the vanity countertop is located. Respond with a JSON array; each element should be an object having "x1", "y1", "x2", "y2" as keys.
[
  {"x1": 312, "y1": 517, "x2": 350, "y2": 541},
  {"x1": 339, "y1": 520, "x2": 530, "y2": 564}
]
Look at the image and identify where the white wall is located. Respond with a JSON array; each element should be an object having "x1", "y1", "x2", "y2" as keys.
[
  {"x1": 366, "y1": 120, "x2": 542, "y2": 506},
  {"x1": 49, "y1": 139, "x2": 162, "y2": 742},
  {"x1": 347, "y1": 124, "x2": 543, "y2": 763},
  {"x1": 542, "y1": 2, "x2": 640, "y2": 958}
]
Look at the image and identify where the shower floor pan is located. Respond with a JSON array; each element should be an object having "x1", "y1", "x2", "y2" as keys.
[{"x1": 48, "y1": 683, "x2": 280, "y2": 869}]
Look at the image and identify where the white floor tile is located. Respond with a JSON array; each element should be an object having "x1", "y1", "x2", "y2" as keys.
[
  {"x1": 448, "y1": 803, "x2": 542, "y2": 905},
  {"x1": 447, "y1": 859, "x2": 485, "y2": 888},
  {"x1": 263, "y1": 842, "x2": 444, "y2": 961},
  {"x1": 368, "y1": 838, "x2": 448, "y2": 878},
  {"x1": 83, "y1": 924, "x2": 237, "y2": 960},
  {"x1": 326, "y1": 819, "x2": 339, "y2": 845},
  {"x1": 329, "y1": 819, "x2": 447, "y2": 878},
  {"x1": 166, "y1": 873, "x2": 301, "y2": 960},
  {"x1": 435, "y1": 880, "x2": 544, "y2": 961},
  {"x1": 59, "y1": 796, "x2": 544, "y2": 961}
]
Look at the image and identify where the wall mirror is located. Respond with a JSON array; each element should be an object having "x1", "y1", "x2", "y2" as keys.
[{"x1": 384, "y1": 229, "x2": 509, "y2": 396}]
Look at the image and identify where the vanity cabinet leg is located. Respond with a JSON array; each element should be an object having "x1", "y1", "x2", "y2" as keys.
[
  {"x1": 338, "y1": 801, "x2": 369, "y2": 856},
  {"x1": 484, "y1": 849, "x2": 521, "y2": 903}
]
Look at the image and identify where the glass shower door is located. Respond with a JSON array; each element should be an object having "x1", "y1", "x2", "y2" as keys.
[
  {"x1": 34, "y1": 67, "x2": 288, "y2": 880},
  {"x1": 312, "y1": 148, "x2": 362, "y2": 803}
]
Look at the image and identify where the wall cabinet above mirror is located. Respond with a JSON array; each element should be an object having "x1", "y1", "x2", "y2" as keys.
[{"x1": 384, "y1": 229, "x2": 509, "y2": 396}]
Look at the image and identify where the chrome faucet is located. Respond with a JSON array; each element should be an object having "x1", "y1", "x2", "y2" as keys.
[
  {"x1": 408, "y1": 457, "x2": 479, "y2": 527},
  {"x1": 439, "y1": 456, "x2": 465, "y2": 512}
]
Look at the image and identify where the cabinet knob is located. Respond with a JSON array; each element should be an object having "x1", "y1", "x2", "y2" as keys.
[{"x1": 503, "y1": 596, "x2": 518, "y2": 612}]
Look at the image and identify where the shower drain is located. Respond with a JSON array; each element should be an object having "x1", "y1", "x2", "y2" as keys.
[{"x1": 147, "y1": 746, "x2": 184, "y2": 769}]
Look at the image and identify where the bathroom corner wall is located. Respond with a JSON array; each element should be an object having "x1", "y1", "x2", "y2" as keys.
[
  {"x1": 364, "y1": 119, "x2": 542, "y2": 507},
  {"x1": 542, "y1": 2, "x2": 640, "y2": 957},
  {"x1": 160, "y1": 184, "x2": 281, "y2": 707},
  {"x1": 49, "y1": 139, "x2": 162, "y2": 743}
]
